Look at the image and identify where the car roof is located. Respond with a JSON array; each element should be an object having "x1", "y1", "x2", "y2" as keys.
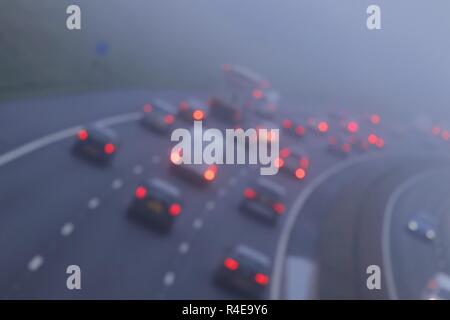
[
  {"x1": 187, "y1": 98, "x2": 208, "y2": 109},
  {"x1": 225, "y1": 65, "x2": 266, "y2": 87},
  {"x1": 151, "y1": 98, "x2": 176, "y2": 114},
  {"x1": 255, "y1": 177, "x2": 285, "y2": 197},
  {"x1": 411, "y1": 212, "x2": 436, "y2": 223},
  {"x1": 87, "y1": 125, "x2": 118, "y2": 142},
  {"x1": 147, "y1": 178, "x2": 180, "y2": 198},
  {"x1": 233, "y1": 245, "x2": 271, "y2": 267},
  {"x1": 288, "y1": 146, "x2": 308, "y2": 157}
]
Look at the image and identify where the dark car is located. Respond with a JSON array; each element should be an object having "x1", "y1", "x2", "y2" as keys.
[
  {"x1": 141, "y1": 99, "x2": 177, "y2": 134},
  {"x1": 407, "y1": 212, "x2": 437, "y2": 241},
  {"x1": 178, "y1": 98, "x2": 208, "y2": 122},
  {"x1": 169, "y1": 147, "x2": 218, "y2": 186},
  {"x1": 209, "y1": 97, "x2": 242, "y2": 124},
  {"x1": 128, "y1": 178, "x2": 182, "y2": 232},
  {"x1": 277, "y1": 146, "x2": 309, "y2": 180},
  {"x1": 327, "y1": 134, "x2": 352, "y2": 157},
  {"x1": 73, "y1": 126, "x2": 118, "y2": 165},
  {"x1": 215, "y1": 245, "x2": 271, "y2": 298},
  {"x1": 281, "y1": 118, "x2": 307, "y2": 138},
  {"x1": 240, "y1": 178, "x2": 286, "y2": 224}
]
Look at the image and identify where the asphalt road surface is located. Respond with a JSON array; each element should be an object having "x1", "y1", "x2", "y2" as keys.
[{"x1": 0, "y1": 90, "x2": 449, "y2": 299}]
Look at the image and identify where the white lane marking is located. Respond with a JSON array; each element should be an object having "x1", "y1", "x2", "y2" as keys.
[
  {"x1": 382, "y1": 169, "x2": 442, "y2": 300},
  {"x1": 270, "y1": 153, "x2": 383, "y2": 300},
  {"x1": 133, "y1": 165, "x2": 144, "y2": 175},
  {"x1": 178, "y1": 242, "x2": 190, "y2": 254},
  {"x1": 0, "y1": 111, "x2": 140, "y2": 169},
  {"x1": 60, "y1": 222, "x2": 75, "y2": 237},
  {"x1": 28, "y1": 255, "x2": 44, "y2": 272},
  {"x1": 0, "y1": 127, "x2": 81, "y2": 168},
  {"x1": 94, "y1": 112, "x2": 141, "y2": 128},
  {"x1": 112, "y1": 178, "x2": 123, "y2": 190},
  {"x1": 163, "y1": 271, "x2": 176, "y2": 286},
  {"x1": 88, "y1": 197, "x2": 100, "y2": 210},
  {"x1": 218, "y1": 188, "x2": 227, "y2": 198},
  {"x1": 205, "y1": 201, "x2": 216, "y2": 211},
  {"x1": 152, "y1": 155, "x2": 161, "y2": 164},
  {"x1": 193, "y1": 218, "x2": 203, "y2": 230},
  {"x1": 228, "y1": 177, "x2": 238, "y2": 187}
]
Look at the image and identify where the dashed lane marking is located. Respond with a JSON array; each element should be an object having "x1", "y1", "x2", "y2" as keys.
[
  {"x1": 133, "y1": 165, "x2": 144, "y2": 175},
  {"x1": 193, "y1": 218, "x2": 203, "y2": 230},
  {"x1": 112, "y1": 179, "x2": 123, "y2": 190},
  {"x1": 163, "y1": 272, "x2": 176, "y2": 286},
  {"x1": 205, "y1": 201, "x2": 216, "y2": 211},
  {"x1": 60, "y1": 222, "x2": 75, "y2": 237},
  {"x1": 28, "y1": 255, "x2": 44, "y2": 272},
  {"x1": 178, "y1": 242, "x2": 190, "y2": 254},
  {"x1": 88, "y1": 197, "x2": 100, "y2": 210}
]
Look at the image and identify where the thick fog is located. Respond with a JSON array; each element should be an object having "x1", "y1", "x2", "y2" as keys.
[{"x1": 1, "y1": 0, "x2": 449, "y2": 119}]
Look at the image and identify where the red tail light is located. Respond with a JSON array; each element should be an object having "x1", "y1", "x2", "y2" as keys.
[
  {"x1": 135, "y1": 186, "x2": 147, "y2": 199},
  {"x1": 280, "y1": 148, "x2": 290, "y2": 158},
  {"x1": 341, "y1": 143, "x2": 351, "y2": 153},
  {"x1": 432, "y1": 126, "x2": 441, "y2": 136},
  {"x1": 318, "y1": 121, "x2": 329, "y2": 133},
  {"x1": 244, "y1": 188, "x2": 257, "y2": 199},
  {"x1": 204, "y1": 167, "x2": 216, "y2": 181},
  {"x1": 442, "y1": 131, "x2": 450, "y2": 141},
  {"x1": 170, "y1": 148, "x2": 183, "y2": 165},
  {"x1": 252, "y1": 89, "x2": 264, "y2": 100},
  {"x1": 300, "y1": 158, "x2": 309, "y2": 169},
  {"x1": 104, "y1": 143, "x2": 116, "y2": 154},
  {"x1": 272, "y1": 202, "x2": 285, "y2": 214},
  {"x1": 295, "y1": 125, "x2": 306, "y2": 136},
  {"x1": 164, "y1": 114, "x2": 175, "y2": 125},
  {"x1": 368, "y1": 134, "x2": 377, "y2": 145},
  {"x1": 169, "y1": 203, "x2": 181, "y2": 216},
  {"x1": 192, "y1": 109, "x2": 204, "y2": 121},
  {"x1": 143, "y1": 103, "x2": 153, "y2": 113},
  {"x1": 255, "y1": 273, "x2": 269, "y2": 285},
  {"x1": 375, "y1": 137, "x2": 385, "y2": 148},
  {"x1": 179, "y1": 101, "x2": 189, "y2": 111},
  {"x1": 370, "y1": 114, "x2": 381, "y2": 125},
  {"x1": 295, "y1": 168, "x2": 306, "y2": 180},
  {"x1": 77, "y1": 129, "x2": 88, "y2": 141},
  {"x1": 274, "y1": 157, "x2": 284, "y2": 169},
  {"x1": 282, "y1": 119, "x2": 292, "y2": 129},
  {"x1": 224, "y1": 258, "x2": 239, "y2": 271},
  {"x1": 347, "y1": 121, "x2": 359, "y2": 133}
]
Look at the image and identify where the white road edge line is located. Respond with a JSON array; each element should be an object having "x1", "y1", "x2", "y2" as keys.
[
  {"x1": 270, "y1": 153, "x2": 382, "y2": 300},
  {"x1": 0, "y1": 112, "x2": 141, "y2": 169},
  {"x1": 381, "y1": 169, "x2": 444, "y2": 300}
]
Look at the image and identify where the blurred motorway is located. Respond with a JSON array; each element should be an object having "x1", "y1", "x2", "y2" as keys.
[
  {"x1": 0, "y1": 89, "x2": 449, "y2": 299},
  {"x1": 1, "y1": 0, "x2": 450, "y2": 300}
]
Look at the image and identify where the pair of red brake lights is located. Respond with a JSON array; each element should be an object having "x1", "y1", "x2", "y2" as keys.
[
  {"x1": 77, "y1": 129, "x2": 116, "y2": 154},
  {"x1": 134, "y1": 186, "x2": 181, "y2": 216}
]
